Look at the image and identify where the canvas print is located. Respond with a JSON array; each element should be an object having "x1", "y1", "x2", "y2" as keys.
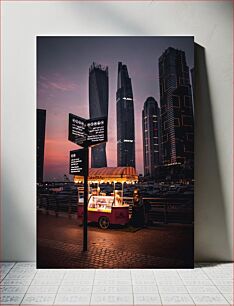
[{"x1": 37, "y1": 36, "x2": 194, "y2": 268}]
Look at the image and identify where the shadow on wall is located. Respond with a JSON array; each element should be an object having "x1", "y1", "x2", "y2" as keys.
[{"x1": 194, "y1": 44, "x2": 231, "y2": 262}]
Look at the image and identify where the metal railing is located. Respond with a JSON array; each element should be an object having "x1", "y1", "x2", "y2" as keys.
[
  {"x1": 37, "y1": 194, "x2": 78, "y2": 219},
  {"x1": 124, "y1": 197, "x2": 193, "y2": 224},
  {"x1": 37, "y1": 194, "x2": 193, "y2": 224}
]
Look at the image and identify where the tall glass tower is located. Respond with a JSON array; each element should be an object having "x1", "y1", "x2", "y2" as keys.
[
  {"x1": 37, "y1": 109, "x2": 46, "y2": 183},
  {"x1": 89, "y1": 62, "x2": 109, "y2": 168},
  {"x1": 116, "y1": 62, "x2": 135, "y2": 168},
  {"x1": 159, "y1": 47, "x2": 194, "y2": 167},
  {"x1": 142, "y1": 97, "x2": 161, "y2": 178}
]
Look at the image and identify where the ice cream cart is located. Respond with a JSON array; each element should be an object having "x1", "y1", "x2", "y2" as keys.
[{"x1": 74, "y1": 167, "x2": 138, "y2": 229}]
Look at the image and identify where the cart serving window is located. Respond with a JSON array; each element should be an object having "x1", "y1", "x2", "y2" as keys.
[{"x1": 74, "y1": 167, "x2": 138, "y2": 229}]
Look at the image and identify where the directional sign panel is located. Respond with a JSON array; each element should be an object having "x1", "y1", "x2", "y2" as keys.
[
  {"x1": 68, "y1": 113, "x2": 87, "y2": 147},
  {"x1": 86, "y1": 117, "x2": 107, "y2": 147},
  {"x1": 68, "y1": 113, "x2": 107, "y2": 148},
  {"x1": 69, "y1": 149, "x2": 85, "y2": 176}
]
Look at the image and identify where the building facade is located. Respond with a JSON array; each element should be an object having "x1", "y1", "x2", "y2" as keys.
[
  {"x1": 116, "y1": 62, "x2": 135, "y2": 168},
  {"x1": 37, "y1": 109, "x2": 46, "y2": 183},
  {"x1": 158, "y1": 47, "x2": 194, "y2": 169},
  {"x1": 142, "y1": 97, "x2": 161, "y2": 178},
  {"x1": 89, "y1": 62, "x2": 109, "y2": 168},
  {"x1": 190, "y1": 67, "x2": 195, "y2": 113}
]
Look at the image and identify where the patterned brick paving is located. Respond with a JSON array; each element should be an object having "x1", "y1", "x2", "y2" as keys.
[
  {"x1": 37, "y1": 214, "x2": 193, "y2": 269},
  {"x1": 38, "y1": 238, "x2": 186, "y2": 269}
]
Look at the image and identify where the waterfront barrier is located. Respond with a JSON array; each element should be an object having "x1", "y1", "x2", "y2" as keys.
[{"x1": 37, "y1": 194, "x2": 193, "y2": 224}]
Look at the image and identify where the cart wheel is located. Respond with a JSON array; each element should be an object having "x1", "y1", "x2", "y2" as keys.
[{"x1": 99, "y1": 216, "x2": 110, "y2": 229}]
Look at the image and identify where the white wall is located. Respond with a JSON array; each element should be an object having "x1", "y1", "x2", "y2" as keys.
[{"x1": 1, "y1": 1, "x2": 233, "y2": 261}]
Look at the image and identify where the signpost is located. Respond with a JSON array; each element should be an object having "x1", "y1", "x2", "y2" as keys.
[
  {"x1": 69, "y1": 149, "x2": 85, "y2": 176},
  {"x1": 68, "y1": 113, "x2": 107, "y2": 251},
  {"x1": 83, "y1": 147, "x2": 89, "y2": 252},
  {"x1": 68, "y1": 114, "x2": 87, "y2": 147},
  {"x1": 86, "y1": 117, "x2": 107, "y2": 146}
]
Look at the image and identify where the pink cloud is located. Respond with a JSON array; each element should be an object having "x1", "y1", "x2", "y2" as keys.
[{"x1": 38, "y1": 73, "x2": 79, "y2": 93}]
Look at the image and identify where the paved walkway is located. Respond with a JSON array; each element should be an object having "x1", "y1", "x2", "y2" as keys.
[{"x1": 37, "y1": 213, "x2": 193, "y2": 269}]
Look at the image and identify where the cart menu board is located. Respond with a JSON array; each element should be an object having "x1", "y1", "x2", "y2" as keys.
[
  {"x1": 69, "y1": 149, "x2": 85, "y2": 175},
  {"x1": 68, "y1": 113, "x2": 87, "y2": 147},
  {"x1": 86, "y1": 117, "x2": 107, "y2": 146},
  {"x1": 69, "y1": 113, "x2": 107, "y2": 147}
]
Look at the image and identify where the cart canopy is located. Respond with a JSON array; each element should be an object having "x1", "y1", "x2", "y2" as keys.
[{"x1": 74, "y1": 167, "x2": 138, "y2": 184}]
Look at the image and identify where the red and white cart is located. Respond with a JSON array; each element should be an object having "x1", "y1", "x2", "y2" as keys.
[{"x1": 74, "y1": 167, "x2": 138, "y2": 229}]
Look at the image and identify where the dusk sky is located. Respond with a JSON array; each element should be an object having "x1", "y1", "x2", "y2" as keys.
[{"x1": 37, "y1": 36, "x2": 194, "y2": 181}]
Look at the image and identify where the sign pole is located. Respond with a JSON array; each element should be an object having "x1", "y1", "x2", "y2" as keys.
[
  {"x1": 83, "y1": 145, "x2": 89, "y2": 252},
  {"x1": 68, "y1": 113, "x2": 107, "y2": 252}
]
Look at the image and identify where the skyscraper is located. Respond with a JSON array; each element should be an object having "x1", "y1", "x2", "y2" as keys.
[
  {"x1": 190, "y1": 67, "x2": 195, "y2": 114},
  {"x1": 142, "y1": 97, "x2": 161, "y2": 178},
  {"x1": 37, "y1": 109, "x2": 46, "y2": 183},
  {"x1": 159, "y1": 47, "x2": 194, "y2": 167},
  {"x1": 89, "y1": 62, "x2": 109, "y2": 168},
  {"x1": 116, "y1": 62, "x2": 135, "y2": 168}
]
